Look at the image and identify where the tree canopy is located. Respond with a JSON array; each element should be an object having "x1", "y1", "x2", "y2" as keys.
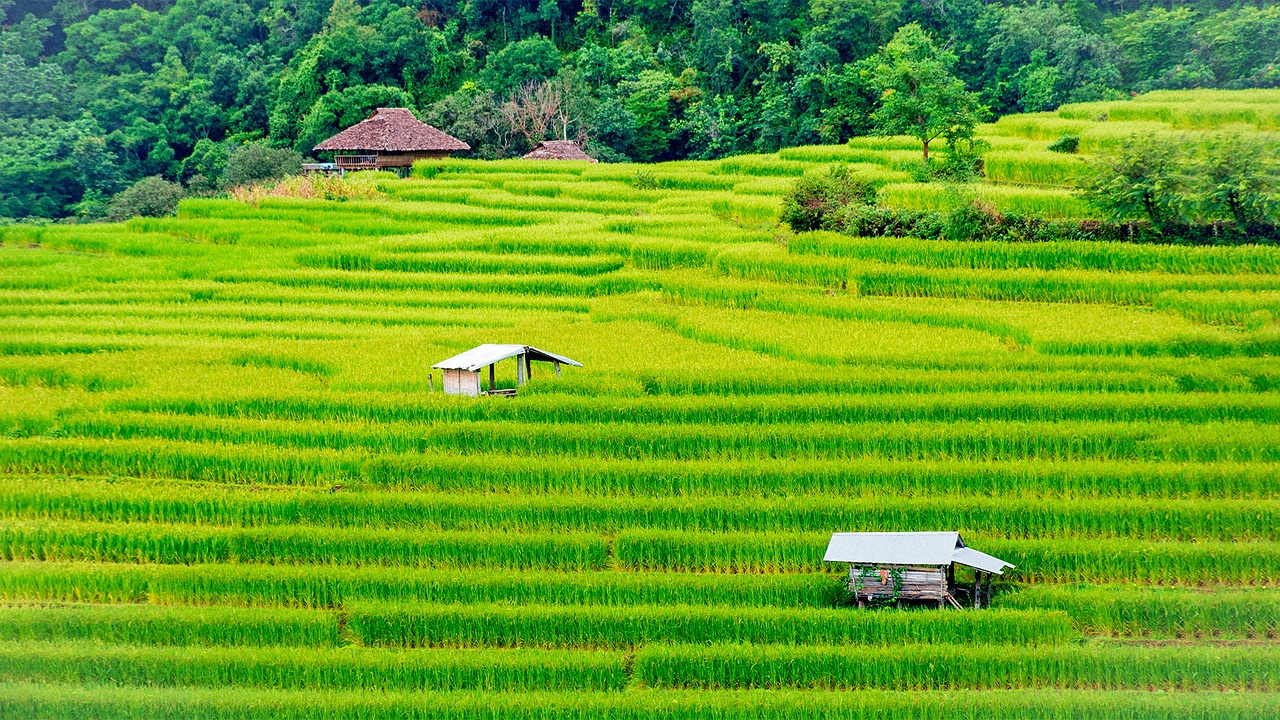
[{"x1": 3, "y1": 0, "x2": 1280, "y2": 219}]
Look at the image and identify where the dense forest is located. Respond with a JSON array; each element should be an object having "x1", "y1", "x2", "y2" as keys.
[{"x1": 2, "y1": 0, "x2": 1279, "y2": 219}]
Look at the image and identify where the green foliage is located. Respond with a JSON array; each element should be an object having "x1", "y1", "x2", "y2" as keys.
[
  {"x1": 866, "y1": 24, "x2": 986, "y2": 161},
  {"x1": 222, "y1": 142, "x2": 304, "y2": 190},
  {"x1": 781, "y1": 165, "x2": 879, "y2": 232},
  {"x1": 1194, "y1": 133, "x2": 1278, "y2": 226},
  {"x1": 1079, "y1": 133, "x2": 1188, "y2": 228},
  {"x1": 105, "y1": 176, "x2": 182, "y2": 222},
  {"x1": 1048, "y1": 136, "x2": 1081, "y2": 154}
]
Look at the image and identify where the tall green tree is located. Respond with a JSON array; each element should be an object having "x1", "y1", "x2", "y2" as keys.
[{"x1": 865, "y1": 23, "x2": 984, "y2": 162}]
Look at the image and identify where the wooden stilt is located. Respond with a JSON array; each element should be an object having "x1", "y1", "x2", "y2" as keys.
[{"x1": 489, "y1": 364, "x2": 495, "y2": 393}]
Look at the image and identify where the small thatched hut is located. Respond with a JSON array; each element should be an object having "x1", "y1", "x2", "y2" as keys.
[
  {"x1": 311, "y1": 108, "x2": 469, "y2": 174},
  {"x1": 521, "y1": 140, "x2": 597, "y2": 162}
]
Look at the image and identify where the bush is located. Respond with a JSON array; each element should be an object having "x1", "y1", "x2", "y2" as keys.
[
  {"x1": 1048, "y1": 135, "x2": 1080, "y2": 154},
  {"x1": 221, "y1": 143, "x2": 304, "y2": 190},
  {"x1": 781, "y1": 165, "x2": 880, "y2": 232},
  {"x1": 106, "y1": 177, "x2": 183, "y2": 222}
]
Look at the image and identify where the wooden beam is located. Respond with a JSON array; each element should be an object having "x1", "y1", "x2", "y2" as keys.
[{"x1": 489, "y1": 364, "x2": 495, "y2": 393}]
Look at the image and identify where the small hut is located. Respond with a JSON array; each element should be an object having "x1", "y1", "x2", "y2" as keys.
[
  {"x1": 521, "y1": 140, "x2": 597, "y2": 162},
  {"x1": 309, "y1": 108, "x2": 469, "y2": 176},
  {"x1": 823, "y1": 531, "x2": 1014, "y2": 609},
  {"x1": 432, "y1": 344, "x2": 582, "y2": 397}
]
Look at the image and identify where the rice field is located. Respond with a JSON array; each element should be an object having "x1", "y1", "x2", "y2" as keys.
[{"x1": 0, "y1": 89, "x2": 1278, "y2": 717}]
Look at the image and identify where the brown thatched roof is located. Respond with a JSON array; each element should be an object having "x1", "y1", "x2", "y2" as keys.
[
  {"x1": 522, "y1": 140, "x2": 597, "y2": 162},
  {"x1": 314, "y1": 108, "x2": 470, "y2": 153}
]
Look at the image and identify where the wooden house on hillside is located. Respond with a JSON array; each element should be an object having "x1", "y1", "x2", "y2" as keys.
[
  {"x1": 309, "y1": 108, "x2": 469, "y2": 176},
  {"x1": 521, "y1": 140, "x2": 597, "y2": 162},
  {"x1": 823, "y1": 531, "x2": 1014, "y2": 609},
  {"x1": 432, "y1": 344, "x2": 582, "y2": 397}
]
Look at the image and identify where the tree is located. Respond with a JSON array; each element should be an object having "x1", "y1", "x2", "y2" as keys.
[
  {"x1": 501, "y1": 80, "x2": 563, "y2": 150},
  {"x1": 1194, "y1": 133, "x2": 1278, "y2": 228},
  {"x1": 221, "y1": 142, "x2": 303, "y2": 190},
  {"x1": 866, "y1": 24, "x2": 985, "y2": 162},
  {"x1": 482, "y1": 36, "x2": 562, "y2": 96},
  {"x1": 106, "y1": 175, "x2": 182, "y2": 221},
  {"x1": 1079, "y1": 133, "x2": 1188, "y2": 230}
]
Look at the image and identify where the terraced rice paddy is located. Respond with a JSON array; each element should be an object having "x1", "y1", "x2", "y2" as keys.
[{"x1": 1, "y1": 91, "x2": 1279, "y2": 717}]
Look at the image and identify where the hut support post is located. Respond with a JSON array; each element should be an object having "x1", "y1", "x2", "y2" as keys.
[
  {"x1": 983, "y1": 573, "x2": 992, "y2": 608},
  {"x1": 554, "y1": 360, "x2": 561, "y2": 377},
  {"x1": 973, "y1": 572, "x2": 982, "y2": 609},
  {"x1": 489, "y1": 364, "x2": 495, "y2": 393},
  {"x1": 516, "y1": 355, "x2": 525, "y2": 386}
]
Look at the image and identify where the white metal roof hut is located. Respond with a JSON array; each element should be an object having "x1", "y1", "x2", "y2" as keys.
[
  {"x1": 431, "y1": 344, "x2": 582, "y2": 397},
  {"x1": 823, "y1": 531, "x2": 1014, "y2": 609}
]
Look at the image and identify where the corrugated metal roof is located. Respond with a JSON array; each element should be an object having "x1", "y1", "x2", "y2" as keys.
[
  {"x1": 953, "y1": 547, "x2": 1015, "y2": 574},
  {"x1": 432, "y1": 344, "x2": 583, "y2": 372},
  {"x1": 823, "y1": 531, "x2": 1014, "y2": 575}
]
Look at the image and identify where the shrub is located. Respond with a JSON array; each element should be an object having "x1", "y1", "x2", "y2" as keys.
[
  {"x1": 1048, "y1": 135, "x2": 1081, "y2": 153},
  {"x1": 631, "y1": 169, "x2": 658, "y2": 190},
  {"x1": 106, "y1": 177, "x2": 183, "y2": 222},
  {"x1": 781, "y1": 165, "x2": 879, "y2": 231},
  {"x1": 221, "y1": 143, "x2": 304, "y2": 190}
]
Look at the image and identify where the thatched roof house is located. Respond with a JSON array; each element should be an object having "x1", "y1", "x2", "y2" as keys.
[
  {"x1": 521, "y1": 140, "x2": 597, "y2": 162},
  {"x1": 312, "y1": 108, "x2": 469, "y2": 172}
]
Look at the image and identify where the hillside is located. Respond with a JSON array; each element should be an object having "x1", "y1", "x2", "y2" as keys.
[
  {"x1": 4, "y1": 0, "x2": 1280, "y2": 218},
  {"x1": 0, "y1": 90, "x2": 1279, "y2": 717}
]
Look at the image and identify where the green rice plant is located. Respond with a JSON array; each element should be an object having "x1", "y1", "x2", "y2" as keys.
[
  {"x1": 982, "y1": 114, "x2": 1090, "y2": 141},
  {"x1": 4, "y1": 439, "x2": 1275, "y2": 498},
  {"x1": 997, "y1": 585, "x2": 1280, "y2": 638},
  {"x1": 715, "y1": 156, "x2": 810, "y2": 177},
  {"x1": 1152, "y1": 290, "x2": 1280, "y2": 328},
  {"x1": 718, "y1": 251, "x2": 1280, "y2": 305},
  {"x1": 983, "y1": 152, "x2": 1089, "y2": 186},
  {"x1": 0, "y1": 562, "x2": 844, "y2": 608},
  {"x1": 0, "y1": 521, "x2": 609, "y2": 570},
  {"x1": 44, "y1": 409, "x2": 1259, "y2": 464},
  {"x1": 10, "y1": 475, "x2": 1280, "y2": 540},
  {"x1": 295, "y1": 250, "x2": 626, "y2": 277},
  {"x1": 0, "y1": 640, "x2": 625, "y2": 691},
  {"x1": 349, "y1": 602, "x2": 1072, "y2": 648},
  {"x1": 846, "y1": 136, "x2": 924, "y2": 151},
  {"x1": 635, "y1": 642, "x2": 1280, "y2": 690},
  {"x1": 210, "y1": 268, "x2": 659, "y2": 297},
  {"x1": 786, "y1": 234, "x2": 1280, "y2": 274},
  {"x1": 880, "y1": 183, "x2": 1098, "y2": 219},
  {"x1": 615, "y1": 530, "x2": 1280, "y2": 582},
  {"x1": 0, "y1": 602, "x2": 340, "y2": 646},
  {"x1": 4, "y1": 684, "x2": 1275, "y2": 720}
]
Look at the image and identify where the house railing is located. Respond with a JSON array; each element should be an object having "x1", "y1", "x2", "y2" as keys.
[{"x1": 334, "y1": 155, "x2": 378, "y2": 168}]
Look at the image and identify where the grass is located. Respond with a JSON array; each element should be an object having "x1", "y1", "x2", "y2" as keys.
[{"x1": 0, "y1": 88, "x2": 1277, "y2": 715}]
